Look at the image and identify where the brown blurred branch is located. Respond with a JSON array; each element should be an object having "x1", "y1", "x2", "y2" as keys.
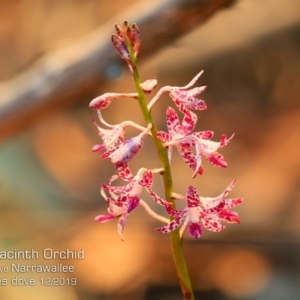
[{"x1": 0, "y1": 0, "x2": 235, "y2": 143}]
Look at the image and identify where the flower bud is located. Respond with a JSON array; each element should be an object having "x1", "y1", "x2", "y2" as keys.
[
  {"x1": 89, "y1": 92, "x2": 138, "y2": 110},
  {"x1": 126, "y1": 23, "x2": 141, "y2": 56},
  {"x1": 140, "y1": 79, "x2": 157, "y2": 94},
  {"x1": 111, "y1": 34, "x2": 130, "y2": 61}
]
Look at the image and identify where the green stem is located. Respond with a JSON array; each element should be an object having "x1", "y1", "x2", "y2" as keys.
[{"x1": 130, "y1": 62, "x2": 195, "y2": 299}]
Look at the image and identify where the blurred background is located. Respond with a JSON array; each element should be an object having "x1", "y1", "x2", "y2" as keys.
[{"x1": 0, "y1": 0, "x2": 300, "y2": 299}]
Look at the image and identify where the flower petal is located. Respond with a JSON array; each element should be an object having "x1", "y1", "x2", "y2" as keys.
[
  {"x1": 101, "y1": 182, "x2": 133, "y2": 194},
  {"x1": 89, "y1": 93, "x2": 137, "y2": 110},
  {"x1": 117, "y1": 164, "x2": 134, "y2": 181},
  {"x1": 166, "y1": 107, "x2": 181, "y2": 135},
  {"x1": 181, "y1": 110, "x2": 197, "y2": 134},
  {"x1": 186, "y1": 186, "x2": 201, "y2": 208},
  {"x1": 220, "y1": 133, "x2": 235, "y2": 147},
  {"x1": 226, "y1": 197, "x2": 243, "y2": 209},
  {"x1": 219, "y1": 210, "x2": 241, "y2": 224},
  {"x1": 95, "y1": 214, "x2": 115, "y2": 223},
  {"x1": 176, "y1": 142, "x2": 203, "y2": 178},
  {"x1": 89, "y1": 93, "x2": 115, "y2": 110},
  {"x1": 192, "y1": 130, "x2": 214, "y2": 140},
  {"x1": 92, "y1": 118, "x2": 125, "y2": 150},
  {"x1": 156, "y1": 131, "x2": 172, "y2": 143},
  {"x1": 146, "y1": 188, "x2": 173, "y2": 208},
  {"x1": 137, "y1": 170, "x2": 153, "y2": 188},
  {"x1": 92, "y1": 144, "x2": 105, "y2": 152},
  {"x1": 200, "y1": 212, "x2": 225, "y2": 232},
  {"x1": 188, "y1": 222, "x2": 203, "y2": 239},
  {"x1": 202, "y1": 151, "x2": 227, "y2": 168},
  {"x1": 170, "y1": 87, "x2": 207, "y2": 111},
  {"x1": 117, "y1": 213, "x2": 128, "y2": 241},
  {"x1": 156, "y1": 215, "x2": 186, "y2": 233},
  {"x1": 223, "y1": 179, "x2": 236, "y2": 197},
  {"x1": 165, "y1": 205, "x2": 187, "y2": 218}
]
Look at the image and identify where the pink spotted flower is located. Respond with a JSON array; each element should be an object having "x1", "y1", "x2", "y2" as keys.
[
  {"x1": 96, "y1": 168, "x2": 171, "y2": 240},
  {"x1": 91, "y1": 110, "x2": 150, "y2": 153},
  {"x1": 156, "y1": 180, "x2": 243, "y2": 239},
  {"x1": 148, "y1": 71, "x2": 207, "y2": 115},
  {"x1": 100, "y1": 124, "x2": 152, "y2": 168},
  {"x1": 157, "y1": 106, "x2": 234, "y2": 178}
]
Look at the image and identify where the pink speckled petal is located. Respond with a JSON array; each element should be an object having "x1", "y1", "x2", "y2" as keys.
[
  {"x1": 184, "y1": 87, "x2": 207, "y2": 110},
  {"x1": 203, "y1": 151, "x2": 227, "y2": 168},
  {"x1": 200, "y1": 212, "x2": 225, "y2": 232},
  {"x1": 177, "y1": 142, "x2": 204, "y2": 178},
  {"x1": 201, "y1": 196, "x2": 225, "y2": 214},
  {"x1": 181, "y1": 110, "x2": 197, "y2": 134},
  {"x1": 220, "y1": 133, "x2": 235, "y2": 147},
  {"x1": 186, "y1": 186, "x2": 201, "y2": 208},
  {"x1": 89, "y1": 93, "x2": 137, "y2": 110},
  {"x1": 226, "y1": 197, "x2": 243, "y2": 209},
  {"x1": 166, "y1": 107, "x2": 181, "y2": 135},
  {"x1": 170, "y1": 88, "x2": 207, "y2": 112},
  {"x1": 156, "y1": 131, "x2": 172, "y2": 143},
  {"x1": 100, "y1": 147, "x2": 115, "y2": 159},
  {"x1": 165, "y1": 205, "x2": 187, "y2": 218},
  {"x1": 156, "y1": 214, "x2": 186, "y2": 233},
  {"x1": 89, "y1": 93, "x2": 115, "y2": 110},
  {"x1": 138, "y1": 170, "x2": 153, "y2": 188},
  {"x1": 117, "y1": 164, "x2": 134, "y2": 181},
  {"x1": 92, "y1": 144, "x2": 105, "y2": 152},
  {"x1": 101, "y1": 182, "x2": 133, "y2": 194},
  {"x1": 219, "y1": 210, "x2": 241, "y2": 224},
  {"x1": 146, "y1": 188, "x2": 172, "y2": 208},
  {"x1": 192, "y1": 131, "x2": 214, "y2": 140},
  {"x1": 95, "y1": 214, "x2": 115, "y2": 223},
  {"x1": 223, "y1": 179, "x2": 236, "y2": 197},
  {"x1": 92, "y1": 117, "x2": 125, "y2": 150}
]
